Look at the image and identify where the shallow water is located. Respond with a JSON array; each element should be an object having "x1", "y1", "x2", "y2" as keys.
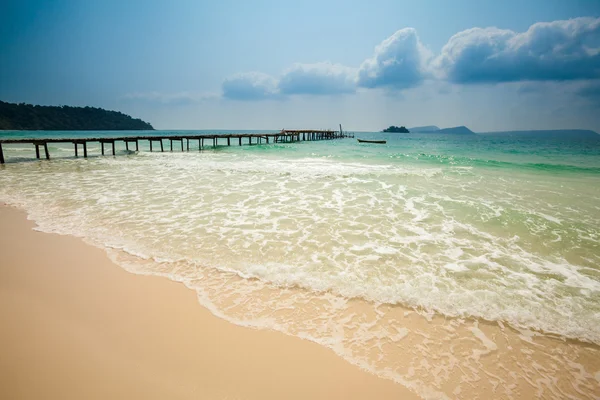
[{"x1": 1, "y1": 130, "x2": 599, "y2": 398}]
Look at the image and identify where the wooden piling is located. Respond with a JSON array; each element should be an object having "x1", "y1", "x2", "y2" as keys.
[
  {"x1": 74, "y1": 143, "x2": 78, "y2": 157},
  {"x1": 35, "y1": 144, "x2": 40, "y2": 159},
  {"x1": 160, "y1": 139, "x2": 164, "y2": 152},
  {"x1": 43, "y1": 143, "x2": 50, "y2": 160},
  {"x1": 101, "y1": 142, "x2": 105, "y2": 155},
  {"x1": 136, "y1": 140, "x2": 139, "y2": 151},
  {"x1": 227, "y1": 137, "x2": 230, "y2": 146},
  {"x1": 239, "y1": 137, "x2": 242, "y2": 146},
  {"x1": 83, "y1": 142, "x2": 87, "y2": 157},
  {"x1": 125, "y1": 141, "x2": 129, "y2": 151},
  {"x1": 111, "y1": 141, "x2": 116, "y2": 156},
  {"x1": 0, "y1": 143, "x2": 4, "y2": 164}
]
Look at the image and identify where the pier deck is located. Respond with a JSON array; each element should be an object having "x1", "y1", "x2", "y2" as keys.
[{"x1": 0, "y1": 130, "x2": 354, "y2": 164}]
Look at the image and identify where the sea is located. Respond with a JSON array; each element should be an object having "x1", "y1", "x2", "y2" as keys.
[{"x1": 1, "y1": 130, "x2": 599, "y2": 399}]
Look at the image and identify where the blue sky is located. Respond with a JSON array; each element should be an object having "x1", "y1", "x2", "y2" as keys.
[{"x1": 1, "y1": 0, "x2": 600, "y2": 131}]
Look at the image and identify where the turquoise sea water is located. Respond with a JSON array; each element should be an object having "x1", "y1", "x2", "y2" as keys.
[{"x1": 1, "y1": 130, "x2": 600, "y2": 398}]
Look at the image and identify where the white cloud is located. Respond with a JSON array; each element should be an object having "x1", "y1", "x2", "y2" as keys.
[
  {"x1": 435, "y1": 17, "x2": 600, "y2": 83},
  {"x1": 357, "y1": 28, "x2": 433, "y2": 89},
  {"x1": 219, "y1": 17, "x2": 600, "y2": 101},
  {"x1": 278, "y1": 62, "x2": 357, "y2": 95},
  {"x1": 222, "y1": 72, "x2": 279, "y2": 100},
  {"x1": 221, "y1": 29, "x2": 433, "y2": 98}
]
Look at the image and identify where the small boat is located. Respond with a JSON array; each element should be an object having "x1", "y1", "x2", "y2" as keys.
[{"x1": 357, "y1": 139, "x2": 386, "y2": 144}]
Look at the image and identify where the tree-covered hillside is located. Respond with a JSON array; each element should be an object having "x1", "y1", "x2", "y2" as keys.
[
  {"x1": 0, "y1": 101, "x2": 154, "y2": 130},
  {"x1": 382, "y1": 125, "x2": 409, "y2": 133}
]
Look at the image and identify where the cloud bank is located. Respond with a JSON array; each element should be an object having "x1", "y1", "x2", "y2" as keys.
[
  {"x1": 435, "y1": 17, "x2": 600, "y2": 83},
  {"x1": 222, "y1": 72, "x2": 279, "y2": 100},
  {"x1": 221, "y1": 17, "x2": 600, "y2": 100},
  {"x1": 279, "y1": 62, "x2": 357, "y2": 95}
]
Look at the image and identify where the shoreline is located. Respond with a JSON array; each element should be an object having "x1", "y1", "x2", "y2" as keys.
[
  {"x1": 2, "y1": 201, "x2": 600, "y2": 399},
  {"x1": 0, "y1": 205, "x2": 418, "y2": 400}
]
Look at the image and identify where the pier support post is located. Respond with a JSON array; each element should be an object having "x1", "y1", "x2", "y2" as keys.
[
  {"x1": 101, "y1": 142, "x2": 105, "y2": 155},
  {"x1": 136, "y1": 140, "x2": 139, "y2": 151},
  {"x1": 74, "y1": 143, "x2": 78, "y2": 157},
  {"x1": 150, "y1": 140, "x2": 153, "y2": 152},
  {"x1": 160, "y1": 139, "x2": 164, "y2": 152},
  {"x1": 112, "y1": 141, "x2": 116, "y2": 156},
  {"x1": 187, "y1": 139, "x2": 190, "y2": 151},
  {"x1": 83, "y1": 142, "x2": 87, "y2": 157},
  {"x1": 43, "y1": 143, "x2": 50, "y2": 160},
  {"x1": 249, "y1": 137, "x2": 252, "y2": 145},
  {"x1": 213, "y1": 137, "x2": 216, "y2": 147},
  {"x1": 170, "y1": 139, "x2": 173, "y2": 152},
  {"x1": 266, "y1": 136, "x2": 269, "y2": 144},
  {"x1": 125, "y1": 141, "x2": 129, "y2": 151},
  {"x1": 181, "y1": 139, "x2": 184, "y2": 152},
  {"x1": 227, "y1": 137, "x2": 230, "y2": 146},
  {"x1": 35, "y1": 144, "x2": 40, "y2": 159},
  {"x1": 239, "y1": 137, "x2": 242, "y2": 146},
  {"x1": 0, "y1": 143, "x2": 4, "y2": 164},
  {"x1": 201, "y1": 138, "x2": 204, "y2": 150}
]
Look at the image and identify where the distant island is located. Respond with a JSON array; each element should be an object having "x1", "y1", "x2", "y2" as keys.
[
  {"x1": 0, "y1": 101, "x2": 154, "y2": 130},
  {"x1": 408, "y1": 125, "x2": 440, "y2": 132},
  {"x1": 409, "y1": 125, "x2": 474, "y2": 134},
  {"x1": 382, "y1": 125, "x2": 409, "y2": 133}
]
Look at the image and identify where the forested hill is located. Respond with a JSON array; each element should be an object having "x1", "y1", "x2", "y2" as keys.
[{"x1": 0, "y1": 101, "x2": 154, "y2": 130}]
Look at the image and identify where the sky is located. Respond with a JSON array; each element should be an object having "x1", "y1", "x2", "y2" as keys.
[{"x1": 1, "y1": 0, "x2": 600, "y2": 132}]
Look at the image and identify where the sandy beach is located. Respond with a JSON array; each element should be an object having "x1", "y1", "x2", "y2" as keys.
[{"x1": 0, "y1": 205, "x2": 417, "y2": 400}]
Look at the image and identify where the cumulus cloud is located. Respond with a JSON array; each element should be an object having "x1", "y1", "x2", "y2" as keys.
[
  {"x1": 278, "y1": 62, "x2": 357, "y2": 95},
  {"x1": 436, "y1": 17, "x2": 600, "y2": 83},
  {"x1": 222, "y1": 72, "x2": 279, "y2": 100},
  {"x1": 220, "y1": 17, "x2": 600, "y2": 100},
  {"x1": 357, "y1": 28, "x2": 432, "y2": 89},
  {"x1": 221, "y1": 29, "x2": 432, "y2": 98}
]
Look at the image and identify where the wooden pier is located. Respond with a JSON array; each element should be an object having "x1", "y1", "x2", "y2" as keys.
[{"x1": 0, "y1": 129, "x2": 354, "y2": 164}]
